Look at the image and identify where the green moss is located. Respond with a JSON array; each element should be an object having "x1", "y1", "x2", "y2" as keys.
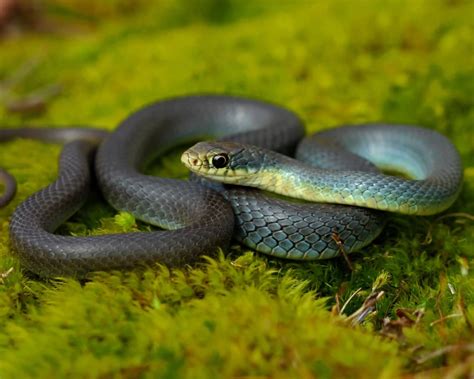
[
  {"x1": 0, "y1": 255, "x2": 402, "y2": 379},
  {"x1": 0, "y1": 1, "x2": 473, "y2": 378}
]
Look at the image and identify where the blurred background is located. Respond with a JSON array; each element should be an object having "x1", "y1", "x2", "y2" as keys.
[
  {"x1": 1, "y1": 0, "x2": 472, "y2": 135},
  {"x1": 1, "y1": 0, "x2": 472, "y2": 180},
  {"x1": 0, "y1": 0, "x2": 472, "y2": 200},
  {"x1": 0, "y1": 0, "x2": 281, "y2": 34}
]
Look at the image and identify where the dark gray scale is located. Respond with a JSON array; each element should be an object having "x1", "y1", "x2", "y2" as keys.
[
  {"x1": 1, "y1": 96, "x2": 305, "y2": 276},
  {"x1": 226, "y1": 188, "x2": 384, "y2": 260},
  {"x1": 0, "y1": 96, "x2": 462, "y2": 277}
]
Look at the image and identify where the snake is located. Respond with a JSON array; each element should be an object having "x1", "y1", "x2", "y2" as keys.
[{"x1": 0, "y1": 95, "x2": 463, "y2": 277}]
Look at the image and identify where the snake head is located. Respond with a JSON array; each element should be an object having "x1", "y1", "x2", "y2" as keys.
[{"x1": 181, "y1": 141, "x2": 264, "y2": 184}]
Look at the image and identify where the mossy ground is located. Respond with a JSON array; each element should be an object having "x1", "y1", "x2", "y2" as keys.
[{"x1": 0, "y1": 1, "x2": 473, "y2": 378}]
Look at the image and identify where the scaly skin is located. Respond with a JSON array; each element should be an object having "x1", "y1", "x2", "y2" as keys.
[
  {"x1": 183, "y1": 125, "x2": 463, "y2": 216},
  {"x1": 183, "y1": 124, "x2": 463, "y2": 259},
  {"x1": 0, "y1": 96, "x2": 463, "y2": 277},
  {"x1": 1, "y1": 96, "x2": 306, "y2": 276}
]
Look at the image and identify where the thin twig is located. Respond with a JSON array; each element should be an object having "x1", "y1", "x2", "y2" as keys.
[
  {"x1": 0, "y1": 267, "x2": 13, "y2": 283},
  {"x1": 429, "y1": 313, "x2": 463, "y2": 326},
  {"x1": 459, "y1": 292, "x2": 473, "y2": 331},
  {"x1": 332, "y1": 232, "x2": 354, "y2": 271},
  {"x1": 347, "y1": 290, "x2": 385, "y2": 326},
  {"x1": 339, "y1": 287, "x2": 362, "y2": 315},
  {"x1": 415, "y1": 343, "x2": 474, "y2": 365}
]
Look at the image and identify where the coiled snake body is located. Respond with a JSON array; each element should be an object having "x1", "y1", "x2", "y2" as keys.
[{"x1": 0, "y1": 96, "x2": 463, "y2": 277}]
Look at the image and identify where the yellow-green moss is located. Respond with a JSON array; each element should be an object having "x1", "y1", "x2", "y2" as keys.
[{"x1": 0, "y1": 1, "x2": 473, "y2": 378}]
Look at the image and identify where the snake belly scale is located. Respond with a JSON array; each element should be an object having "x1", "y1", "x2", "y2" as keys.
[{"x1": 0, "y1": 95, "x2": 463, "y2": 277}]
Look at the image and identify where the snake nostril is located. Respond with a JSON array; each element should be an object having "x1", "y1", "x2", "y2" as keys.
[{"x1": 192, "y1": 158, "x2": 199, "y2": 166}]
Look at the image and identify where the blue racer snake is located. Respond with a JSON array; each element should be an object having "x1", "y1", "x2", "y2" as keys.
[{"x1": 0, "y1": 95, "x2": 463, "y2": 277}]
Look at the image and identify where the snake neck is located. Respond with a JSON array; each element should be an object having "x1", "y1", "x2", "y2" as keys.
[
  {"x1": 256, "y1": 157, "x2": 342, "y2": 205},
  {"x1": 254, "y1": 152, "x2": 460, "y2": 216}
]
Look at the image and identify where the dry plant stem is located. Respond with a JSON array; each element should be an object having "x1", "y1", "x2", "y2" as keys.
[
  {"x1": 415, "y1": 343, "x2": 474, "y2": 365},
  {"x1": 332, "y1": 232, "x2": 354, "y2": 271},
  {"x1": 347, "y1": 291, "x2": 385, "y2": 326},
  {"x1": 339, "y1": 288, "x2": 362, "y2": 315},
  {"x1": 0, "y1": 267, "x2": 13, "y2": 283},
  {"x1": 429, "y1": 313, "x2": 463, "y2": 327}
]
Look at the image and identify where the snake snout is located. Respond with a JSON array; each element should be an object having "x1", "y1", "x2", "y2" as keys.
[
  {"x1": 181, "y1": 151, "x2": 202, "y2": 171},
  {"x1": 181, "y1": 144, "x2": 219, "y2": 176}
]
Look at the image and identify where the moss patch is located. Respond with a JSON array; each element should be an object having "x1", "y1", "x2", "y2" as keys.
[{"x1": 0, "y1": 1, "x2": 473, "y2": 378}]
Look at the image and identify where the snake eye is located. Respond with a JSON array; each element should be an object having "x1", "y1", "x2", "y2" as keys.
[{"x1": 212, "y1": 153, "x2": 229, "y2": 168}]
